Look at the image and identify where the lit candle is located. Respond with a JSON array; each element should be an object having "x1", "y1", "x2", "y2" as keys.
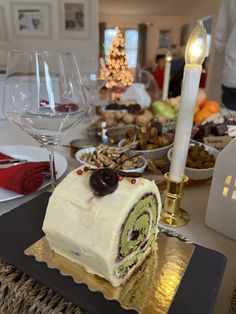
[
  {"x1": 162, "y1": 51, "x2": 172, "y2": 100},
  {"x1": 169, "y1": 21, "x2": 207, "y2": 182},
  {"x1": 101, "y1": 121, "x2": 109, "y2": 144}
]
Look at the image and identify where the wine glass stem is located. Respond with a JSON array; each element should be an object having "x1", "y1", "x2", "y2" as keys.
[
  {"x1": 90, "y1": 103, "x2": 96, "y2": 119},
  {"x1": 47, "y1": 147, "x2": 56, "y2": 191}
]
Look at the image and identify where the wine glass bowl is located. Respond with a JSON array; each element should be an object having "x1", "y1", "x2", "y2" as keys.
[
  {"x1": 82, "y1": 57, "x2": 107, "y2": 123},
  {"x1": 83, "y1": 74, "x2": 106, "y2": 100},
  {"x1": 3, "y1": 50, "x2": 88, "y2": 189},
  {"x1": 82, "y1": 73, "x2": 106, "y2": 122}
]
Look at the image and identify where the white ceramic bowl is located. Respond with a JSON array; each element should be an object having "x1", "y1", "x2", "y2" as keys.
[
  {"x1": 118, "y1": 138, "x2": 173, "y2": 159},
  {"x1": 75, "y1": 147, "x2": 147, "y2": 174},
  {"x1": 167, "y1": 140, "x2": 219, "y2": 180}
]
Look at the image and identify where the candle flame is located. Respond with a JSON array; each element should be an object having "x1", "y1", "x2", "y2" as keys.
[
  {"x1": 165, "y1": 51, "x2": 172, "y2": 62},
  {"x1": 185, "y1": 20, "x2": 207, "y2": 65}
]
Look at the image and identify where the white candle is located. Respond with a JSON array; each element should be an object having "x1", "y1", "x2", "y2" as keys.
[
  {"x1": 162, "y1": 52, "x2": 172, "y2": 100},
  {"x1": 169, "y1": 21, "x2": 207, "y2": 183},
  {"x1": 101, "y1": 121, "x2": 109, "y2": 144},
  {"x1": 169, "y1": 65, "x2": 201, "y2": 181}
]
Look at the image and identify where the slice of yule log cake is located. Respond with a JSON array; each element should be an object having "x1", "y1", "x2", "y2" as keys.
[{"x1": 42, "y1": 166, "x2": 162, "y2": 287}]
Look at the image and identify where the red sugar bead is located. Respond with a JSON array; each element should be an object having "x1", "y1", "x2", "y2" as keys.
[
  {"x1": 84, "y1": 166, "x2": 89, "y2": 171},
  {"x1": 131, "y1": 178, "x2": 136, "y2": 184},
  {"x1": 77, "y1": 169, "x2": 83, "y2": 175},
  {"x1": 96, "y1": 163, "x2": 102, "y2": 168},
  {"x1": 118, "y1": 175, "x2": 123, "y2": 181}
]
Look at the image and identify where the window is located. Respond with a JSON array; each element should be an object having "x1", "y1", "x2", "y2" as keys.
[
  {"x1": 125, "y1": 29, "x2": 139, "y2": 68},
  {"x1": 104, "y1": 28, "x2": 116, "y2": 56},
  {"x1": 104, "y1": 28, "x2": 139, "y2": 68},
  {"x1": 159, "y1": 30, "x2": 171, "y2": 48}
]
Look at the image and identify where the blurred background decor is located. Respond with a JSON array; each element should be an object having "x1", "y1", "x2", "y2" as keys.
[
  {"x1": 10, "y1": 2, "x2": 51, "y2": 38},
  {"x1": 179, "y1": 24, "x2": 189, "y2": 46},
  {"x1": 0, "y1": 6, "x2": 8, "y2": 42},
  {"x1": 59, "y1": 0, "x2": 90, "y2": 39}
]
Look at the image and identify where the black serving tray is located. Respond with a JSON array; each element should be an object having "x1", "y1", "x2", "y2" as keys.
[{"x1": 0, "y1": 193, "x2": 227, "y2": 314}]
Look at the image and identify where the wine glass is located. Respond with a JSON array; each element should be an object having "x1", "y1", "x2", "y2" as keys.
[
  {"x1": 3, "y1": 50, "x2": 89, "y2": 190},
  {"x1": 82, "y1": 57, "x2": 106, "y2": 123}
]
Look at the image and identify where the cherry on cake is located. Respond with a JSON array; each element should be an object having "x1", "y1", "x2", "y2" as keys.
[{"x1": 42, "y1": 166, "x2": 162, "y2": 287}]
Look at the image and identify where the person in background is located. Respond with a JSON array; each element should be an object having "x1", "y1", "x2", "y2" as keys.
[
  {"x1": 168, "y1": 56, "x2": 185, "y2": 98},
  {"x1": 215, "y1": 0, "x2": 236, "y2": 110},
  {"x1": 153, "y1": 54, "x2": 165, "y2": 91},
  {"x1": 199, "y1": 58, "x2": 208, "y2": 89}
]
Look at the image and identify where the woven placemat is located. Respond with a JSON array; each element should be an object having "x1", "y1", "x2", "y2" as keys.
[
  {"x1": 229, "y1": 285, "x2": 236, "y2": 314},
  {"x1": 0, "y1": 259, "x2": 85, "y2": 314}
]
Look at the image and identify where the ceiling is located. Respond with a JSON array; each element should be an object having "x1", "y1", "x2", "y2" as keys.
[{"x1": 99, "y1": 0, "x2": 206, "y2": 16}]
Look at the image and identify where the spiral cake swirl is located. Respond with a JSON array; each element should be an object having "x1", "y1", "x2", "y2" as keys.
[
  {"x1": 43, "y1": 166, "x2": 161, "y2": 287},
  {"x1": 116, "y1": 193, "x2": 158, "y2": 278}
]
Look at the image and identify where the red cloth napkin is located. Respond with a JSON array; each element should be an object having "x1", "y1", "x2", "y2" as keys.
[{"x1": 0, "y1": 152, "x2": 50, "y2": 195}]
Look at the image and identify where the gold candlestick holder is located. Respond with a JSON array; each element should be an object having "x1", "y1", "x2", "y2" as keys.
[{"x1": 160, "y1": 173, "x2": 190, "y2": 227}]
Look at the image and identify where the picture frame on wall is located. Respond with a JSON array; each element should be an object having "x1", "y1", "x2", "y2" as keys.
[
  {"x1": 59, "y1": 0, "x2": 90, "y2": 39},
  {"x1": 11, "y1": 2, "x2": 51, "y2": 38},
  {"x1": 159, "y1": 30, "x2": 171, "y2": 48},
  {"x1": 0, "y1": 7, "x2": 8, "y2": 41},
  {"x1": 180, "y1": 24, "x2": 190, "y2": 46}
]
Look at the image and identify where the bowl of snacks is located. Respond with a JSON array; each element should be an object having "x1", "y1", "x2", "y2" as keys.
[
  {"x1": 87, "y1": 120, "x2": 138, "y2": 144},
  {"x1": 118, "y1": 126, "x2": 174, "y2": 159},
  {"x1": 167, "y1": 140, "x2": 219, "y2": 180},
  {"x1": 75, "y1": 144, "x2": 147, "y2": 174}
]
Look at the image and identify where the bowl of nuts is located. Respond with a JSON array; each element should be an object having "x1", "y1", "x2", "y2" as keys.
[
  {"x1": 118, "y1": 126, "x2": 174, "y2": 159},
  {"x1": 75, "y1": 144, "x2": 147, "y2": 174},
  {"x1": 167, "y1": 140, "x2": 219, "y2": 180}
]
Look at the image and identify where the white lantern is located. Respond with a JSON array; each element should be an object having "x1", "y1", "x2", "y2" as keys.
[{"x1": 206, "y1": 137, "x2": 236, "y2": 240}]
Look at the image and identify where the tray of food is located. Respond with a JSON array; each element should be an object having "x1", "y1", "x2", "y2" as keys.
[
  {"x1": 102, "y1": 100, "x2": 141, "y2": 112},
  {"x1": 87, "y1": 107, "x2": 154, "y2": 143},
  {"x1": 87, "y1": 119, "x2": 138, "y2": 144},
  {"x1": 193, "y1": 111, "x2": 236, "y2": 150}
]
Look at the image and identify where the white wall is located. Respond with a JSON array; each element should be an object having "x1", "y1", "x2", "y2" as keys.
[
  {"x1": 203, "y1": 0, "x2": 224, "y2": 102},
  {"x1": 180, "y1": 0, "x2": 221, "y2": 29},
  {"x1": 180, "y1": 0, "x2": 222, "y2": 102},
  {"x1": 0, "y1": 0, "x2": 99, "y2": 72},
  {"x1": 100, "y1": 13, "x2": 181, "y2": 66},
  {"x1": 178, "y1": 0, "x2": 221, "y2": 55}
]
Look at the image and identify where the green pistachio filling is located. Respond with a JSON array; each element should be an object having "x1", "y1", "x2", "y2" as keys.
[{"x1": 116, "y1": 194, "x2": 158, "y2": 278}]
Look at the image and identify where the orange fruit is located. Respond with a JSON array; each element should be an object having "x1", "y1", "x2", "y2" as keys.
[
  {"x1": 194, "y1": 103, "x2": 201, "y2": 115},
  {"x1": 204, "y1": 100, "x2": 221, "y2": 113},
  {"x1": 196, "y1": 96, "x2": 207, "y2": 109},
  {"x1": 194, "y1": 108, "x2": 213, "y2": 124},
  {"x1": 194, "y1": 94, "x2": 207, "y2": 115}
]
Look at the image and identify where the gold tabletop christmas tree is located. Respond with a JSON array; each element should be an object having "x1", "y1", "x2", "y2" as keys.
[{"x1": 100, "y1": 27, "x2": 134, "y2": 89}]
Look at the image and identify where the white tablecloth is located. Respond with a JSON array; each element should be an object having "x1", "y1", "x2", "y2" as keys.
[{"x1": 0, "y1": 119, "x2": 235, "y2": 314}]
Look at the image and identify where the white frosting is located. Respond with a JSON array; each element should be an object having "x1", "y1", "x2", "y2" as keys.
[{"x1": 42, "y1": 166, "x2": 161, "y2": 286}]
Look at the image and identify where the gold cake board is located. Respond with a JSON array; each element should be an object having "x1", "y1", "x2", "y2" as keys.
[{"x1": 25, "y1": 233, "x2": 194, "y2": 314}]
